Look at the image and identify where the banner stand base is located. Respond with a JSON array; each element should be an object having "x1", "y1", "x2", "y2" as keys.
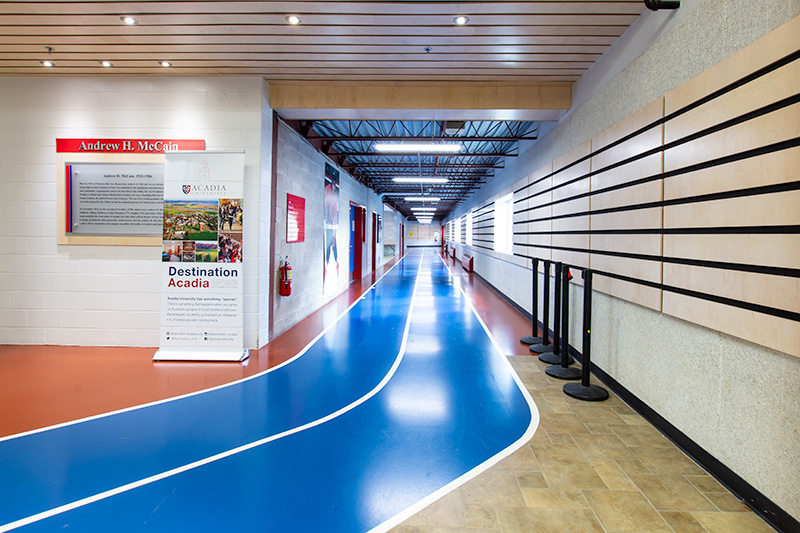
[{"x1": 153, "y1": 349, "x2": 249, "y2": 363}]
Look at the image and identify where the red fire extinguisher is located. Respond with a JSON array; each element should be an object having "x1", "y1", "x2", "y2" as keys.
[{"x1": 279, "y1": 256, "x2": 292, "y2": 296}]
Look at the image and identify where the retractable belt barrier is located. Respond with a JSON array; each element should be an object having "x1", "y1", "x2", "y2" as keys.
[
  {"x1": 564, "y1": 270, "x2": 609, "y2": 401},
  {"x1": 524, "y1": 257, "x2": 609, "y2": 402},
  {"x1": 529, "y1": 260, "x2": 553, "y2": 355},
  {"x1": 546, "y1": 265, "x2": 581, "y2": 380},
  {"x1": 519, "y1": 257, "x2": 543, "y2": 346}
]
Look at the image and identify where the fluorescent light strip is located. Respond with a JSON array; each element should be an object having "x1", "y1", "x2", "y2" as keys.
[
  {"x1": 392, "y1": 177, "x2": 448, "y2": 184},
  {"x1": 405, "y1": 197, "x2": 439, "y2": 202},
  {"x1": 374, "y1": 143, "x2": 462, "y2": 154},
  {"x1": 411, "y1": 207, "x2": 437, "y2": 211}
]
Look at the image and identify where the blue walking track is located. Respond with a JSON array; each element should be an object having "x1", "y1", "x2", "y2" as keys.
[{"x1": 0, "y1": 249, "x2": 537, "y2": 532}]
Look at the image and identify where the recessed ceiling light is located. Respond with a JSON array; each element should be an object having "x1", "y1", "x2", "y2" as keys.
[
  {"x1": 405, "y1": 197, "x2": 440, "y2": 202},
  {"x1": 99, "y1": 61, "x2": 113, "y2": 67},
  {"x1": 411, "y1": 207, "x2": 437, "y2": 211},
  {"x1": 375, "y1": 143, "x2": 462, "y2": 154},
  {"x1": 121, "y1": 16, "x2": 138, "y2": 25},
  {"x1": 159, "y1": 61, "x2": 172, "y2": 67},
  {"x1": 286, "y1": 15, "x2": 301, "y2": 25},
  {"x1": 453, "y1": 15, "x2": 470, "y2": 25},
  {"x1": 393, "y1": 177, "x2": 449, "y2": 184},
  {"x1": 40, "y1": 60, "x2": 54, "y2": 67}
]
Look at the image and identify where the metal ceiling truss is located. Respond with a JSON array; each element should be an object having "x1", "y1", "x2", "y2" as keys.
[{"x1": 285, "y1": 118, "x2": 539, "y2": 220}]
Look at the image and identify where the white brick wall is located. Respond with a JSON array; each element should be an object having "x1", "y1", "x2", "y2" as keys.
[{"x1": 0, "y1": 76, "x2": 269, "y2": 348}]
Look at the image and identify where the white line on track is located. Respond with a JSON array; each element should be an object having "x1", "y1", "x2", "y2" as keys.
[
  {"x1": 0, "y1": 257, "x2": 408, "y2": 444},
  {"x1": 0, "y1": 257, "x2": 425, "y2": 533},
  {"x1": 370, "y1": 251, "x2": 541, "y2": 533}
]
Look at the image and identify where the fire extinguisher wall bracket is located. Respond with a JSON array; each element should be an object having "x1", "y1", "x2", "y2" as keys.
[{"x1": 279, "y1": 256, "x2": 292, "y2": 296}]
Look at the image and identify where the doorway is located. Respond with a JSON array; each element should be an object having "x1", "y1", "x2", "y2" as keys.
[
  {"x1": 350, "y1": 203, "x2": 365, "y2": 281},
  {"x1": 371, "y1": 211, "x2": 378, "y2": 273}
]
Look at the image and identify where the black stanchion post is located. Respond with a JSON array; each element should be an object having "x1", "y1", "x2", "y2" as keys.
[
  {"x1": 547, "y1": 266, "x2": 581, "y2": 380},
  {"x1": 530, "y1": 260, "x2": 552, "y2": 354},
  {"x1": 520, "y1": 257, "x2": 542, "y2": 345},
  {"x1": 539, "y1": 263, "x2": 564, "y2": 364},
  {"x1": 564, "y1": 270, "x2": 609, "y2": 401}
]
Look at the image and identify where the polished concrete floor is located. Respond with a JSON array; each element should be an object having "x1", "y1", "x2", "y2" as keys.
[{"x1": 0, "y1": 250, "x2": 776, "y2": 532}]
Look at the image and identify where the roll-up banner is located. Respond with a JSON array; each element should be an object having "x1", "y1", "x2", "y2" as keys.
[{"x1": 154, "y1": 151, "x2": 248, "y2": 362}]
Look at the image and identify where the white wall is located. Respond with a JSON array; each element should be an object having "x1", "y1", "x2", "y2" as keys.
[{"x1": 0, "y1": 76, "x2": 270, "y2": 348}]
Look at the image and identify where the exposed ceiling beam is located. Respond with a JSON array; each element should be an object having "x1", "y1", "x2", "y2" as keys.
[{"x1": 332, "y1": 151, "x2": 517, "y2": 157}]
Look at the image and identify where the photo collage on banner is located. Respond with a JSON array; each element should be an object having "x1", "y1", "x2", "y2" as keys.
[
  {"x1": 323, "y1": 163, "x2": 340, "y2": 297},
  {"x1": 155, "y1": 152, "x2": 248, "y2": 362}
]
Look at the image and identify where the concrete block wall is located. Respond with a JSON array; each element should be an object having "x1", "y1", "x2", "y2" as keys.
[
  {"x1": 272, "y1": 121, "x2": 385, "y2": 337},
  {"x1": 273, "y1": 121, "x2": 326, "y2": 335},
  {"x1": 0, "y1": 76, "x2": 269, "y2": 348}
]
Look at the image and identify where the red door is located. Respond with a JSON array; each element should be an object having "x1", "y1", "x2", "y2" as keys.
[
  {"x1": 371, "y1": 212, "x2": 377, "y2": 273},
  {"x1": 352, "y1": 204, "x2": 365, "y2": 281}
]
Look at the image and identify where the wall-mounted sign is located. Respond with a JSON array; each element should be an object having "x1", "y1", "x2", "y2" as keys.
[
  {"x1": 65, "y1": 162, "x2": 164, "y2": 235},
  {"x1": 57, "y1": 138, "x2": 205, "y2": 154},
  {"x1": 287, "y1": 193, "x2": 306, "y2": 243}
]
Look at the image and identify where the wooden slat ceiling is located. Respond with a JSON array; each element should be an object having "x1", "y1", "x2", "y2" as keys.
[
  {"x1": 0, "y1": 1, "x2": 646, "y2": 81},
  {"x1": 0, "y1": 1, "x2": 648, "y2": 222}
]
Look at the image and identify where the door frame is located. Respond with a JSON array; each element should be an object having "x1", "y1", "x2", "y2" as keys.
[{"x1": 350, "y1": 202, "x2": 366, "y2": 281}]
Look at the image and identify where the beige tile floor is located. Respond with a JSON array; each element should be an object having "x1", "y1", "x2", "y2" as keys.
[{"x1": 392, "y1": 355, "x2": 775, "y2": 533}]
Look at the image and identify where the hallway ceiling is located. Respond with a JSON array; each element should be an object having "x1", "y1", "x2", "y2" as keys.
[
  {"x1": 286, "y1": 118, "x2": 540, "y2": 218},
  {"x1": 0, "y1": 0, "x2": 647, "y2": 221}
]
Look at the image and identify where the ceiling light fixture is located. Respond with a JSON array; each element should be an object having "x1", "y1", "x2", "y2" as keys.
[
  {"x1": 121, "y1": 16, "x2": 138, "y2": 25},
  {"x1": 99, "y1": 61, "x2": 113, "y2": 67},
  {"x1": 392, "y1": 177, "x2": 449, "y2": 184},
  {"x1": 40, "y1": 60, "x2": 54, "y2": 67},
  {"x1": 453, "y1": 15, "x2": 470, "y2": 25},
  {"x1": 286, "y1": 15, "x2": 301, "y2": 25},
  {"x1": 374, "y1": 143, "x2": 463, "y2": 154},
  {"x1": 411, "y1": 207, "x2": 437, "y2": 211},
  {"x1": 159, "y1": 61, "x2": 172, "y2": 67},
  {"x1": 405, "y1": 197, "x2": 440, "y2": 202}
]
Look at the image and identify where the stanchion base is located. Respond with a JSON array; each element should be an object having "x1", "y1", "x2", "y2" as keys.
[
  {"x1": 520, "y1": 335, "x2": 543, "y2": 345},
  {"x1": 530, "y1": 343, "x2": 553, "y2": 354},
  {"x1": 563, "y1": 382, "x2": 609, "y2": 401},
  {"x1": 539, "y1": 352, "x2": 573, "y2": 365},
  {"x1": 545, "y1": 365, "x2": 581, "y2": 380}
]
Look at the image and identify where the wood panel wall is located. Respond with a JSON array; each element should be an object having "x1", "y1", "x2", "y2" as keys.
[
  {"x1": 590, "y1": 99, "x2": 664, "y2": 310},
  {"x1": 660, "y1": 18, "x2": 800, "y2": 357},
  {"x1": 507, "y1": 16, "x2": 800, "y2": 358},
  {"x1": 514, "y1": 163, "x2": 553, "y2": 273},
  {"x1": 471, "y1": 202, "x2": 495, "y2": 252}
]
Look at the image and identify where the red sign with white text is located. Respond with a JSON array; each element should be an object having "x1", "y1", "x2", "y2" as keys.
[
  {"x1": 56, "y1": 138, "x2": 205, "y2": 153},
  {"x1": 287, "y1": 193, "x2": 306, "y2": 243}
]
